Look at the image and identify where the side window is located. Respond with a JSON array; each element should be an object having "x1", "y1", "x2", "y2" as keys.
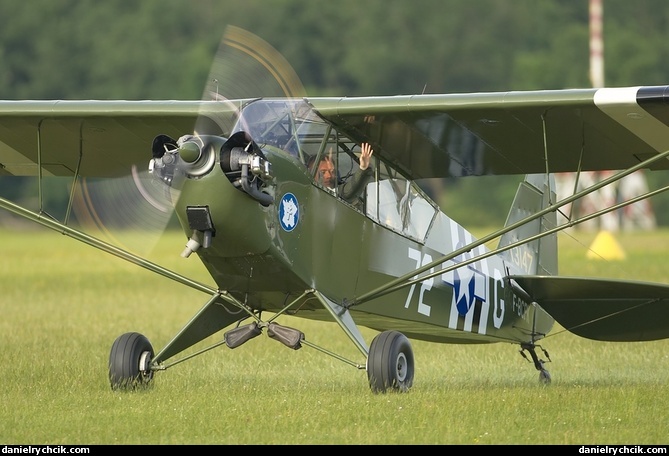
[
  {"x1": 365, "y1": 161, "x2": 436, "y2": 242},
  {"x1": 403, "y1": 185, "x2": 437, "y2": 240},
  {"x1": 365, "y1": 165, "x2": 409, "y2": 233},
  {"x1": 307, "y1": 140, "x2": 373, "y2": 212},
  {"x1": 336, "y1": 145, "x2": 374, "y2": 210},
  {"x1": 336, "y1": 148, "x2": 360, "y2": 185}
]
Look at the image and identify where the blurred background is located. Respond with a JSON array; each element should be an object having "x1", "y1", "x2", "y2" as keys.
[{"x1": 1, "y1": 0, "x2": 668, "y2": 229}]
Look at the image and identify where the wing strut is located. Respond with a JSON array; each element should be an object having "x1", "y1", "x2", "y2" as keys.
[
  {"x1": 352, "y1": 148, "x2": 669, "y2": 306},
  {"x1": 0, "y1": 194, "x2": 217, "y2": 296},
  {"x1": 358, "y1": 180, "x2": 669, "y2": 304},
  {"x1": 34, "y1": 119, "x2": 86, "y2": 225}
]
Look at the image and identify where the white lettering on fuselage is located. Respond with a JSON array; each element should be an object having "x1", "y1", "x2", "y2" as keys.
[
  {"x1": 405, "y1": 247, "x2": 505, "y2": 335},
  {"x1": 512, "y1": 294, "x2": 531, "y2": 323},
  {"x1": 508, "y1": 244, "x2": 535, "y2": 273},
  {"x1": 493, "y1": 268, "x2": 505, "y2": 328},
  {"x1": 404, "y1": 247, "x2": 432, "y2": 317}
]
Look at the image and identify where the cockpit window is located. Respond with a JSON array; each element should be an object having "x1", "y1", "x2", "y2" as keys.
[
  {"x1": 231, "y1": 99, "x2": 327, "y2": 166},
  {"x1": 232, "y1": 99, "x2": 437, "y2": 240},
  {"x1": 365, "y1": 161, "x2": 437, "y2": 242}
]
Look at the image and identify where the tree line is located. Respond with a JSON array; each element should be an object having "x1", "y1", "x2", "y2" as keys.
[{"x1": 1, "y1": 0, "x2": 668, "y2": 226}]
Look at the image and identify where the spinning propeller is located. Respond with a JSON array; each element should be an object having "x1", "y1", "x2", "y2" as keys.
[{"x1": 71, "y1": 26, "x2": 306, "y2": 257}]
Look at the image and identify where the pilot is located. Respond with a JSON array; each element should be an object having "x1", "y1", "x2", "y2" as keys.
[{"x1": 310, "y1": 142, "x2": 374, "y2": 203}]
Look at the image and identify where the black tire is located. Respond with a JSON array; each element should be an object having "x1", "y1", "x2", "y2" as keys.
[
  {"x1": 109, "y1": 332, "x2": 154, "y2": 391},
  {"x1": 367, "y1": 330, "x2": 414, "y2": 393}
]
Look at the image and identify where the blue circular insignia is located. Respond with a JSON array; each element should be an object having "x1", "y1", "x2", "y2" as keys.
[{"x1": 279, "y1": 192, "x2": 299, "y2": 232}]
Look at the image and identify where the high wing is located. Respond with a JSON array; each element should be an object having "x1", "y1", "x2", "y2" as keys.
[
  {"x1": 306, "y1": 86, "x2": 669, "y2": 178},
  {"x1": 2, "y1": 86, "x2": 669, "y2": 179},
  {"x1": 0, "y1": 100, "x2": 240, "y2": 177}
]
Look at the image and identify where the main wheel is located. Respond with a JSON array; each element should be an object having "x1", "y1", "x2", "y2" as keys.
[
  {"x1": 109, "y1": 332, "x2": 154, "y2": 391},
  {"x1": 367, "y1": 330, "x2": 414, "y2": 393}
]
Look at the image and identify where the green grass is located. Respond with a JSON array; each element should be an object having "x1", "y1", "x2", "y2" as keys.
[{"x1": 1, "y1": 226, "x2": 669, "y2": 444}]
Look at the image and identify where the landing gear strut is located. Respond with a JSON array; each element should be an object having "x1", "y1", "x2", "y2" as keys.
[{"x1": 519, "y1": 342, "x2": 551, "y2": 384}]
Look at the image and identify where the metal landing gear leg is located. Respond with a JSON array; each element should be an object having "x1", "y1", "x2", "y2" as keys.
[{"x1": 520, "y1": 342, "x2": 552, "y2": 384}]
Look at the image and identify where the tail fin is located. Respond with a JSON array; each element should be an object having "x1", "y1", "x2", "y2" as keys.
[{"x1": 497, "y1": 174, "x2": 558, "y2": 275}]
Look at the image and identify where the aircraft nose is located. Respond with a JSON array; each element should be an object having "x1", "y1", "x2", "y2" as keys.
[
  {"x1": 176, "y1": 174, "x2": 274, "y2": 258},
  {"x1": 178, "y1": 141, "x2": 201, "y2": 163}
]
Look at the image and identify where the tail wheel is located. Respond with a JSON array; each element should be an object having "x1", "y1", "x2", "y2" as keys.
[
  {"x1": 109, "y1": 332, "x2": 154, "y2": 391},
  {"x1": 367, "y1": 330, "x2": 414, "y2": 393},
  {"x1": 539, "y1": 368, "x2": 552, "y2": 384}
]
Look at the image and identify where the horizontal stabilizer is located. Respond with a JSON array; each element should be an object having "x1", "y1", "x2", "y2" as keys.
[{"x1": 510, "y1": 276, "x2": 669, "y2": 342}]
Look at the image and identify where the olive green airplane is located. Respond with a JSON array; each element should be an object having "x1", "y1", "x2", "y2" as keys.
[{"x1": 2, "y1": 27, "x2": 669, "y2": 393}]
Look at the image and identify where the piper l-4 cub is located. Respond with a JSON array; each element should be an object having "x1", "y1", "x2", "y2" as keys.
[{"x1": 2, "y1": 28, "x2": 669, "y2": 393}]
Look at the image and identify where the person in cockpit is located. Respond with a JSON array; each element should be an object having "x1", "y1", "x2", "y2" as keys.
[{"x1": 309, "y1": 142, "x2": 374, "y2": 203}]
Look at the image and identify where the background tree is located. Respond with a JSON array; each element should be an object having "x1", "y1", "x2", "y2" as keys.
[{"x1": 1, "y1": 0, "x2": 668, "y2": 226}]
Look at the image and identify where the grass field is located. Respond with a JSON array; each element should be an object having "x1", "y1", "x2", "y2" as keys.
[{"x1": 1, "y1": 226, "x2": 669, "y2": 445}]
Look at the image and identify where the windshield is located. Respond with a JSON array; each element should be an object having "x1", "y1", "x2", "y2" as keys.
[{"x1": 232, "y1": 99, "x2": 330, "y2": 165}]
